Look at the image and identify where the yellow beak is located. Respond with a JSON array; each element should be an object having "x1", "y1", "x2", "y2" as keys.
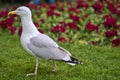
[{"x1": 8, "y1": 11, "x2": 16, "y2": 15}]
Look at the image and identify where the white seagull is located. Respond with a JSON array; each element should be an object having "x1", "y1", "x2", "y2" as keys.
[{"x1": 8, "y1": 6, "x2": 83, "y2": 76}]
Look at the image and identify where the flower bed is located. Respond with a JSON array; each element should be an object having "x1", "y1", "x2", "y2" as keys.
[{"x1": 0, "y1": 0, "x2": 120, "y2": 47}]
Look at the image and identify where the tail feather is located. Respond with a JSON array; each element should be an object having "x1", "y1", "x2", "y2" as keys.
[{"x1": 55, "y1": 56, "x2": 83, "y2": 66}]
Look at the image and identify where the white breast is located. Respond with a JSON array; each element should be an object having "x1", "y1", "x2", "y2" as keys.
[{"x1": 20, "y1": 33, "x2": 36, "y2": 56}]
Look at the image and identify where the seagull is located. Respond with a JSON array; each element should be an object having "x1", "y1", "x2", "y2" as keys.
[{"x1": 8, "y1": 6, "x2": 83, "y2": 76}]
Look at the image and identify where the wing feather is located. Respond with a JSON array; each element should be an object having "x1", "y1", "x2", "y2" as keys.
[
  {"x1": 30, "y1": 34, "x2": 58, "y2": 48},
  {"x1": 27, "y1": 34, "x2": 71, "y2": 61}
]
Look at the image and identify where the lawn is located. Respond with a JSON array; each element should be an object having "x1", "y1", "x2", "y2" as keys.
[{"x1": 0, "y1": 30, "x2": 120, "y2": 80}]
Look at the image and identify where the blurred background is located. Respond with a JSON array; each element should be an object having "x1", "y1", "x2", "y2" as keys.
[
  {"x1": 0, "y1": 0, "x2": 75, "y2": 10},
  {"x1": 0, "y1": 0, "x2": 120, "y2": 47}
]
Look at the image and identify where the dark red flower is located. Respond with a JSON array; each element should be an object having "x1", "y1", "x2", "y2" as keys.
[
  {"x1": 49, "y1": 5, "x2": 57, "y2": 10},
  {"x1": 67, "y1": 22, "x2": 80, "y2": 30},
  {"x1": 0, "y1": 10, "x2": 8, "y2": 18},
  {"x1": 59, "y1": 21, "x2": 66, "y2": 25},
  {"x1": 47, "y1": 10, "x2": 61, "y2": 17},
  {"x1": 41, "y1": 3, "x2": 50, "y2": 9},
  {"x1": 38, "y1": 29, "x2": 44, "y2": 33},
  {"x1": 0, "y1": 20, "x2": 7, "y2": 29},
  {"x1": 107, "y1": 3, "x2": 117, "y2": 14},
  {"x1": 47, "y1": 10, "x2": 54, "y2": 16},
  {"x1": 11, "y1": 6, "x2": 17, "y2": 10},
  {"x1": 25, "y1": 4, "x2": 39, "y2": 9},
  {"x1": 51, "y1": 25, "x2": 66, "y2": 33},
  {"x1": 93, "y1": 1, "x2": 103, "y2": 14},
  {"x1": 77, "y1": 0, "x2": 88, "y2": 8},
  {"x1": 103, "y1": 14, "x2": 111, "y2": 19},
  {"x1": 58, "y1": 37, "x2": 66, "y2": 43},
  {"x1": 18, "y1": 27, "x2": 22, "y2": 36},
  {"x1": 68, "y1": 7, "x2": 79, "y2": 13},
  {"x1": 40, "y1": 19, "x2": 45, "y2": 23},
  {"x1": 103, "y1": 15, "x2": 117, "y2": 28},
  {"x1": 34, "y1": 22, "x2": 39, "y2": 27},
  {"x1": 70, "y1": 14, "x2": 80, "y2": 22},
  {"x1": 116, "y1": 9, "x2": 120, "y2": 16},
  {"x1": 112, "y1": 38, "x2": 120, "y2": 47},
  {"x1": 84, "y1": 13, "x2": 90, "y2": 18},
  {"x1": 114, "y1": 25, "x2": 120, "y2": 29},
  {"x1": 54, "y1": 12, "x2": 61, "y2": 17},
  {"x1": 85, "y1": 22, "x2": 99, "y2": 32},
  {"x1": 105, "y1": 30, "x2": 118, "y2": 37},
  {"x1": 8, "y1": 25, "x2": 16, "y2": 35},
  {"x1": 6, "y1": 16, "x2": 15, "y2": 26},
  {"x1": 0, "y1": 16, "x2": 15, "y2": 30},
  {"x1": 59, "y1": 7, "x2": 64, "y2": 11},
  {"x1": 89, "y1": 41, "x2": 97, "y2": 45}
]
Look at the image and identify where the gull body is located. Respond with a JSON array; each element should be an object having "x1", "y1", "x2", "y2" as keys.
[{"x1": 8, "y1": 6, "x2": 83, "y2": 76}]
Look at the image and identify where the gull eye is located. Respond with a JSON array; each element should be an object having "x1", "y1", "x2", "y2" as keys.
[{"x1": 18, "y1": 9, "x2": 21, "y2": 11}]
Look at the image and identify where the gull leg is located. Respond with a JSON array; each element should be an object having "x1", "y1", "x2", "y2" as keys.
[
  {"x1": 26, "y1": 58, "x2": 39, "y2": 76},
  {"x1": 52, "y1": 61, "x2": 57, "y2": 72}
]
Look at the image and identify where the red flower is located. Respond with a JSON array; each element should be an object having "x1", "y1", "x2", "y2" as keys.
[
  {"x1": 103, "y1": 15, "x2": 117, "y2": 28},
  {"x1": 47, "y1": 10, "x2": 54, "y2": 16},
  {"x1": 114, "y1": 25, "x2": 120, "y2": 29},
  {"x1": 54, "y1": 12, "x2": 61, "y2": 17},
  {"x1": 47, "y1": 10, "x2": 61, "y2": 17},
  {"x1": 84, "y1": 13, "x2": 90, "y2": 18},
  {"x1": 105, "y1": 30, "x2": 118, "y2": 37},
  {"x1": 34, "y1": 22, "x2": 39, "y2": 27},
  {"x1": 68, "y1": 7, "x2": 79, "y2": 13},
  {"x1": 58, "y1": 37, "x2": 66, "y2": 43},
  {"x1": 0, "y1": 16, "x2": 15, "y2": 30},
  {"x1": 18, "y1": 27, "x2": 22, "y2": 36},
  {"x1": 107, "y1": 3, "x2": 117, "y2": 14},
  {"x1": 89, "y1": 41, "x2": 97, "y2": 45},
  {"x1": 41, "y1": 3, "x2": 50, "y2": 9},
  {"x1": 0, "y1": 10, "x2": 8, "y2": 18},
  {"x1": 112, "y1": 38, "x2": 120, "y2": 47},
  {"x1": 58, "y1": 21, "x2": 66, "y2": 25},
  {"x1": 25, "y1": 4, "x2": 39, "y2": 9},
  {"x1": 8, "y1": 25, "x2": 16, "y2": 35},
  {"x1": 93, "y1": 1, "x2": 103, "y2": 14},
  {"x1": 51, "y1": 25, "x2": 66, "y2": 33},
  {"x1": 116, "y1": 9, "x2": 120, "y2": 16},
  {"x1": 38, "y1": 29, "x2": 44, "y2": 33},
  {"x1": 39, "y1": 19, "x2": 45, "y2": 23},
  {"x1": 11, "y1": 6, "x2": 17, "y2": 10},
  {"x1": 70, "y1": 14, "x2": 80, "y2": 22},
  {"x1": 67, "y1": 22, "x2": 80, "y2": 30},
  {"x1": 59, "y1": 7, "x2": 64, "y2": 11},
  {"x1": 49, "y1": 5, "x2": 57, "y2": 10},
  {"x1": 77, "y1": 0, "x2": 88, "y2": 8},
  {"x1": 0, "y1": 20, "x2": 7, "y2": 29},
  {"x1": 6, "y1": 16, "x2": 15, "y2": 26},
  {"x1": 85, "y1": 22, "x2": 99, "y2": 32}
]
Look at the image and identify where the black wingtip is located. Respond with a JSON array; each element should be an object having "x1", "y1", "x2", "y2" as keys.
[{"x1": 70, "y1": 56, "x2": 83, "y2": 64}]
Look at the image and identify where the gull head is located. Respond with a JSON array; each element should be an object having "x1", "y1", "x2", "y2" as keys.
[{"x1": 8, "y1": 6, "x2": 32, "y2": 17}]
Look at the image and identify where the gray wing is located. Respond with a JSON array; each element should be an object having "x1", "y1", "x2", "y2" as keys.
[
  {"x1": 27, "y1": 34, "x2": 72, "y2": 60},
  {"x1": 30, "y1": 34, "x2": 58, "y2": 48}
]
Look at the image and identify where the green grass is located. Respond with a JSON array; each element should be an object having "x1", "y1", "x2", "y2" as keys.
[{"x1": 0, "y1": 31, "x2": 120, "y2": 80}]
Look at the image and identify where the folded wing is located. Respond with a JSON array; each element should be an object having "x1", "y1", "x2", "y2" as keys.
[{"x1": 27, "y1": 34, "x2": 72, "y2": 61}]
